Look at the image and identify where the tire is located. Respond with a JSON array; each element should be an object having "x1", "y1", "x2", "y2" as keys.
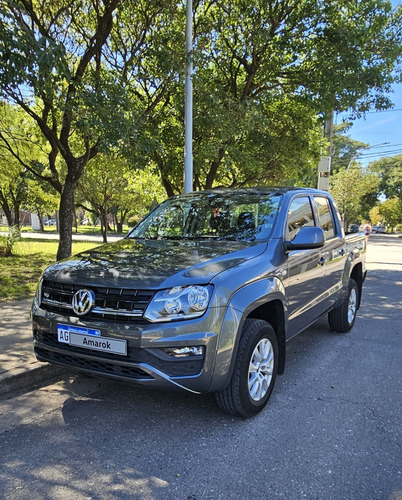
[
  {"x1": 214, "y1": 319, "x2": 278, "y2": 418},
  {"x1": 328, "y1": 278, "x2": 359, "y2": 333}
]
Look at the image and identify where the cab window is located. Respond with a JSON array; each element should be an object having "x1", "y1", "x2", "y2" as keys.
[
  {"x1": 287, "y1": 197, "x2": 315, "y2": 241},
  {"x1": 314, "y1": 197, "x2": 335, "y2": 239}
]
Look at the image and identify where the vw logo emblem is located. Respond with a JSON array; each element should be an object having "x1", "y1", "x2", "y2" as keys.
[{"x1": 72, "y1": 289, "x2": 95, "y2": 316}]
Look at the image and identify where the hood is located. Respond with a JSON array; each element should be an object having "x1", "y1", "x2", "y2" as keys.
[{"x1": 43, "y1": 238, "x2": 267, "y2": 289}]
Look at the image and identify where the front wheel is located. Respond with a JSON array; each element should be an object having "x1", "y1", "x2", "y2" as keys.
[
  {"x1": 214, "y1": 319, "x2": 278, "y2": 418},
  {"x1": 328, "y1": 278, "x2": 359, "y2": 333}
]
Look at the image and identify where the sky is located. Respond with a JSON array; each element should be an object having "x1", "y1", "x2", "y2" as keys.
[
  {"x1": 335, "y1": 81, "x2": 402, "y2": 166},
  {"x1": 334, "y1": 0, "x2": 402, "y2": 166}
]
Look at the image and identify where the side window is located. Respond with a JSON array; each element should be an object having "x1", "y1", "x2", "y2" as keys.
[
  {"x1": 287, "y1": 197, "x2": 315, "y2": 241},
  {"x1": 314, "y1": 197, "x2": 335, "y2": 239}
]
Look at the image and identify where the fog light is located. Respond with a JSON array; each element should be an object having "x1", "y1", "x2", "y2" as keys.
[{"x1": 165, "y1": 346, "x2": 204, "y2": 357}]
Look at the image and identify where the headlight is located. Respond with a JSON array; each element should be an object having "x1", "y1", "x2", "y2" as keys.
[
  {"x1": 144, "y1": 285, "x2": 212, "y2": 322},
  {"x1": 35, "y1": 278, "x2": 43, "y2": 307}
]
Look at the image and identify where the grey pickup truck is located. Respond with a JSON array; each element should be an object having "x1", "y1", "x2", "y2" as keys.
[{"x1": 32, "y1": 187, "x2": 366, "y2": 418}]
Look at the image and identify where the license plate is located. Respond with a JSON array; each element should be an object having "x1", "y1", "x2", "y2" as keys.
[
  {"x1": 57, "y1": 324, "x2": 127, "y2": 356},
  {"x1": 57, "y1": 323, "x2": 100, "y2": 344},
  {"x1": 69, "y1": 332, "x2": 127, "y2": 356}
]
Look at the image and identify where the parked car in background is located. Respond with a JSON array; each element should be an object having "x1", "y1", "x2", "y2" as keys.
[
  {"x1": 376, "y1": 225, "x2": 386, "y2": 233},
  {"x1": 348, "y1": 224, "x2": 360, "y2": 233},
  {"x1": 44, "y1": 219, "x2": 56, "y2": 226}
]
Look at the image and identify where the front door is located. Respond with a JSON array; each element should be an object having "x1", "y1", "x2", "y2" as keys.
[{"x1": 284, "y1": 196, "x2": 328, "y2": 337}]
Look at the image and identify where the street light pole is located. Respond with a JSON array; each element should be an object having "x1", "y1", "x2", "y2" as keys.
[
  {"x1": 184, "y1": 0, "x2": 193, "y2": 193},
  {"x1": 317, "y1": 112, "x2": 334, "y2": 191}
]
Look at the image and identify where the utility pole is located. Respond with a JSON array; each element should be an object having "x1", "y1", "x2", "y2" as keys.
[
  {"x1": 317, "y1": 111, "x2": 334, "y2": 191},
  {"x1": 183, "y1": 0, "x2": 193, "y2": 193}
]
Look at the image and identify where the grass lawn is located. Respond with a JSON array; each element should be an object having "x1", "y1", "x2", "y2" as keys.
[
  {"x1": 0, "y1": 225, "x2": 129, "y2": 235},
  {"x1": 0, "y1": 239, "x2": 98, "y2": 302}
]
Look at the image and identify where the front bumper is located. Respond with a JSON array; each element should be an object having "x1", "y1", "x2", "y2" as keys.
[{"x1": 32, "y1": 297, "x2": 223, "y2": 394}]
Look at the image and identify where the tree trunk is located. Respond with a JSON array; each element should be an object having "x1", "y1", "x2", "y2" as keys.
[
  {"x1": 37, "y1": 210, "x2": 44, "y2": 232},
  {"x1": 116, "y1": 220, "x2": 123, "y2": 233},
  {"x1": 161, "y1": 176, "x2": 175, "y2": 197},
  {"x1": 12, "y1": 201, "x2": 20, "y2": 229},
  {"x1": 205, "y1": 148, "x2": 225, "y2": 189},
  {"x1": 115, "y1": 209, "x2": 128, "y2": 233},
  {"x1": 57, "y1": 179, "x2": 76, "y2": 261},
  {"x1": 101, "y1": 208, "x2": 108, "y2": 243},
  {"x1": 0, "y1": 190, "x2": 13, "y2": 227}
]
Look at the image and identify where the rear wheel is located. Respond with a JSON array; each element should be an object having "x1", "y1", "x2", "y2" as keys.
[
  {"x1": 328, "y1": 278, "x2": 359, "y2": 333},
  {"x1": 214, "y1": 319, "x2": 278, "y2": 418}
]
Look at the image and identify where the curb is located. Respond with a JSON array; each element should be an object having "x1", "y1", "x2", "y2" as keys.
[{"x1": 0, "y1": 362, "x2": 68, "y2": 397}]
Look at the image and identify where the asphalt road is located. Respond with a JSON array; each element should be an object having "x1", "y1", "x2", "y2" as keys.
[{"x1": 0, "y1": 234, "x2": 401, "y2": 500}]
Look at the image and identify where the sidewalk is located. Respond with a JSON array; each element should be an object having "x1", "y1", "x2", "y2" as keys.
[
  {"x1": 0, "y1": 232, "x2": 122, "y2": 397},
  {"x1": 0, "y1": 233, "x2": 400, "y2": 398},
  {"x1": 0, "y1": 298, "x2": 69, "y2": 396}
]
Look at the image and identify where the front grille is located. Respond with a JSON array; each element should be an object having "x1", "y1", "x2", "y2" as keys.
[{"x1": 41, "y1": 280, "x2": 154, "y2": 322}]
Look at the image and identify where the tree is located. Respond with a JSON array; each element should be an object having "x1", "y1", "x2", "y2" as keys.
[
  {"x1": 331, "y1": 123, "x2": 368, "y2": 174},
  {"x1": 141, "y1": 0, "x2": 402, "y2": 193},
  {"x1": 24, "y1": 175, "x2": 59, "y2": 231},
  {"x1": 0, "y1": 104, "x2": 30, "y2": 229},
  {"x1": 0, "y1": 101, "x2": 59, "y2": 230},
  {"x1": 77, "y1": 155, "x2": 165, "y2": 241},
  {"x1": 368, "y1": 155, "x2": 402, "y2": 204},
  {"x1": 378, "y1": 197, "x2": 402, "y2": 230},
  {"x1": 76, "y1": 154, "x2": 131, "y2": 242},
  {"x1": 1, "y1": 0, "x2": 401, "y2": 251},
  {"x1": 330, "y1": 166, "x2": 379, "y2": 229},
  {"x1": 0, "y1": 0, "x2": 177, "y2": 259},
  {"x1": 369, "y1": 206, "x2": 382, "y2": 226},
  {"x1": 0, "y1": 169, "x2": 26, "y2": 229},
  {"x1": 117, "y1": 167, "x2": 165, "y2": 225}
]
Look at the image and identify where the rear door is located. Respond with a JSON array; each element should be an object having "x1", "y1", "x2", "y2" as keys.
[{"x1": 313, "y1": 196, "x2": 345, "y2": 307}]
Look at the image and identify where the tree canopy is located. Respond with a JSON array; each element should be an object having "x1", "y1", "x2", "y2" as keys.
[{"x1": 0, "y1": 0, "x2": 401, "y2": 257}]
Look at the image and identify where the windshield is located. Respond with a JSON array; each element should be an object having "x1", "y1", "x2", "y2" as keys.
[{"x1": 128, "y1": 191, "x2": 281, "y2": 241}]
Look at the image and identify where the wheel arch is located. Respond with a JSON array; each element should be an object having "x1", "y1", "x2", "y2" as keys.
[
  {"x1": 247, "y1": 300, "x2": 286, "y2": 375},
  {"x1": 208, "y1": 277, "x2": 287, "y2": 392},
  {"x1": 350, "y1": 262, "x2": 364, "y2": 309}
]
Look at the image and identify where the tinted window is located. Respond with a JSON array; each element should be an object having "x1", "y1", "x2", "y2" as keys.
[
  {"x1": 287, "y1": 197, "x2": 315, "y2": 241},
  {"x1": 129, "y1": 192, "x2": 281, "y2": 241},
  {"x1": 314, "y1": 197, "x2": 335, "y2": 239}
]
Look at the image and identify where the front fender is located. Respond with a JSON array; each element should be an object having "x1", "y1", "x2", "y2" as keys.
[{"x1": 208, "y1": 277, "x2": 286, "y2": 392}]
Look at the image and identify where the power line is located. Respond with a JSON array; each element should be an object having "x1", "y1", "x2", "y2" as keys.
[
  {"x1": 360, "y1": 147, "x2": 402, "y2": 157},
  {"x1": 361, "y1": 150, "x2": 402, "y2": 158},
  {"x1": 365, "y1": 108, "x2": 402, "y2": 114}
]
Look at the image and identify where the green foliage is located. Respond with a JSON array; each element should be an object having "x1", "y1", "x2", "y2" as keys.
[
  {"x1": 330, "y1": 166, "x2": 379, "y2": 227},
  {"x1": 0, "y1": 0, "x2": 401, "y2": 257},
  {"x1": 77, "y1": 154, "x2": 165, "y2": 240},
  {"x1": 0, "y1": 0, "x2": 174, "y2": 259},
  {"x1": 0, "y1": 225, "x2": 20, "y2": 257},
  {"x1": 368, "y1": 155, "x2": 402, "y2": 203},
  {"x1": 331, "y1": 123, "x2": 369, "y2": 173},
  {"x1": 369, "y1": 206, "x2": 382, "y2": 226},
  {"x1": 378, "y1": 197, "x2": 402, "y2": 229},
  {"x1": 139, "y1": 0, "x2": 402, "y2": 193}
]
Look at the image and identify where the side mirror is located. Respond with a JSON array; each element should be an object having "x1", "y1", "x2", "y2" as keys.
[{"x1": 285, "y1": 226, "x2": 325, "y2": 251}]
